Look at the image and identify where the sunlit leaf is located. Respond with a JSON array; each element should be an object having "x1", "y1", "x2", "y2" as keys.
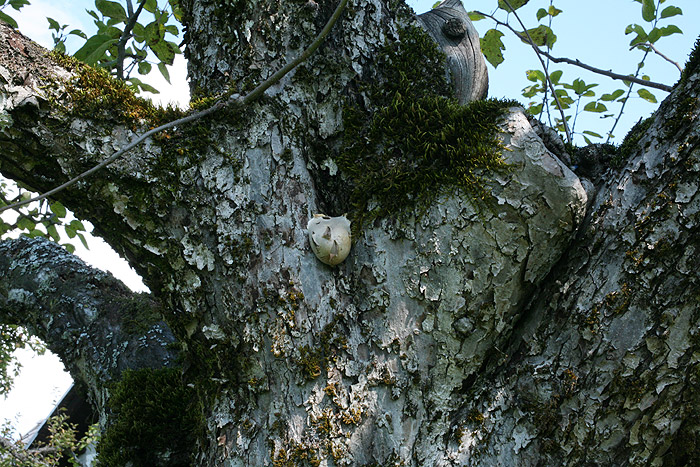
[
  {"x1": 583, "y1": 102, "x2": 607, "y2": 113},
  {"x1": 660, "y1": 6, "x2": 682, "y2": 18},
  {"x1": 468, "y1": 11, "x2": 485, "y2": 21},
  {"x1": 74, "y1": 34, "x2": 117, "y2": 65},
  {"x1": 481, "y1": 29, "x2": 505, "y2": 68},
  {"x1": 96, "y1": 0, "x2": 127, "y2": 22},
  {"x1": 600, "y1": 89, "x2": 625, "y2": 101},
  {"x1": 524, "y1": 25, "x2": 557, "y2": 48},
  {"x1": 637, "y1": 88, "x2": 657, "y2": 103},
  {"x1": 498, "y1": 0, "x2": 529, "y2": 13},
  {"x1": 641, "y1": 0, "x2": 656, "y2": 22},
  {"x1": 50, "y1": 201, "x2": 67, "y2": 218}
]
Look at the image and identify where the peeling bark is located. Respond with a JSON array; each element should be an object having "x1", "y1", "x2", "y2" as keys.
[{"x1": 1, "y1": 1, "x2": 699, "y2": 465}]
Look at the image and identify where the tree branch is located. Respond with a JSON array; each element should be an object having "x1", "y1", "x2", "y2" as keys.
[
  {"x1": 498, "y1": 0, "x2": 572, "y2": 145},
  {"x1": 115, "y1": 0, "x2": 147, "y2": 80},
  {"x1": 632, "y1": 42, "x2": 683, "y2": 74},
  {"x1": 0, "y1": 0, "x2": 349, "y2": 215},
  {"x1": 475, "y1": 11, "x2": 674, "y2": 93},
  {"x1": 0, "y1": 236, "x2": 178, "y2": 385}
]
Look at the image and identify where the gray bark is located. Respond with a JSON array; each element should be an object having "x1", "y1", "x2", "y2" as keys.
[
  {"x1": 0, "y1": 236, "x2": 177, "y2": 425},
  {"x1": 1, "y1": 1, "x2": 699, "y2": 465},
  {"x1": 418, "y1": 0, "x2": 489, "y2": 103}
]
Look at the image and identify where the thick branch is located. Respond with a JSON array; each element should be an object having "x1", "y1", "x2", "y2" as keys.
[
  {"x1": 0, "y1": 0, "x2": 349, "y2": 215},
  {"x1": 0, "y1": 236, "x2": 178, "y2": 386}
]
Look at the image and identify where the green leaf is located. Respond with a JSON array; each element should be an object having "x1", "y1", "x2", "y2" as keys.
[
  {"x1": 169, "y1": 0, "x2": 183, "y2": 21},
  {"x1": 49, "y1": 201, "x2": 67, "y2": 218},
  {"x1": 600, "y1": 89, "x2": 625, "y2": 101},
  {"x1": 47, "y1": 17, "x2": 61, "y2": 31},
  {"x1": 63, "y1": 243, "x2": 76, "y2": 253},
  {"x1": 77, "y1": 232, "x2": 89, "y2": 249},
  {"x1": 129, "y1": 77, "x2": 160, "y2": 94},
  {"x1": 16, "y1": 217, "x2": 35, "y2": 231},
  {"x1": 583, "y1": 102, "x2": 607, "y2": 113},
  {"x1": 528, "y1": 103, "x2": 543, "y2": 115},
  {"x1": 138, "y1": 61, "x2": 152, "y2": 75},
  {"x1": 637, "y1": 88, "x2": 657, "y2": 103},
  {"x1": 74, "y1": 34, "x2": 117, "y2": 65},
  {"x1": 47, "y1": 224, "x2": 60, "y2": 242},
  {"x1": 498, "y1": 0, "x2": 529, "y2": 13},
  {"x1": 548, "y1": 6, "x2": 563, "y2": 17},
  {"x1": 660, "y1": 25, "x2": 682, "y2": 37},
  {"x1": 158, "y1": 61, "x2": 171, "y2": 83},
  {"x1": 481, "y1": 29, "x2": 505, "y2": 68},
  {"x1": 144, "y1": 0, "x2": 157, "y2": 13},
  {"x1": 625, "y1": 23, "x2": 648, "y2": 46},
  {"x1": 432, "y1": 1, "x2": 441, "y2": 8},
  {"x1": 468, "y1": 11, "x2": 485, "y2": 21},
  {"x1": 0, "y1": 10, "x2": 19, "y2": 28},
  {"x1": 69, "y1": 29, "x2": 88, "y2": 39},
  {"x1": 524, "y1": 25, "x2": 557, "y2": 48},
  {"x1": 526, "y1": 69, "x2": 546, "y2": 83},
  {"x1": 536, "y1": 8, "x2": 547, "y2": 21},
  {"x1": 8, "y1": 0, "x2": 29, "y2": 10},
  {"x1": 549, "y1": 70, "x2": 563, "y2": 85},
  {"x1": 660, "y1": 6, "x2": 682, "y2": 18},
  {"x1": 95, "y1": 0, "x2": 127, "y2": 22},
  {"x1": 647, "y1": 27, "x2": 661, "y2": 44},
  {"x1": 641, "y1": 0, "x2": 656, "y2": 22},
  {"x1": 583, "y1": 130, "x2": 603, "y2": 138},
  {"x1": 521, "y1": 84, "x2": 541, "y2": 98}
]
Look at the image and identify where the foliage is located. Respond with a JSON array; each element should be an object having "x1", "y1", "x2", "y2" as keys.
[
  {"x1": 0, "y1": 326, "x2": 44, "y2": 396},
  {"x1": 95, "y1": 367, "x2": 200, "y2": 466},
  {"x1": 469, "y1": 0, "x2": 685, "y2": 144},
  {"x1": 48, "y1": 0, "x2": 182, "y2": 95},
  {"x1": 0, "y1": 0, "x2": 28, "y2": 29},
  {"x1": 0, "y1": 409, "x2": 99, "y2": 466}
]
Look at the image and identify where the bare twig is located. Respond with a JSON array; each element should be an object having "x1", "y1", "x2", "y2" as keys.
[
  {"x1": 476, "y1": 11, "x2": 674, "y2": 93},
  {"x1": 499, "y1": 0, "x2": 572, "y2": 145},
  {"x1": 632, "y1": 42, "x2": 683, "y2": 74},
  {"x1": 0, "y1": 0, "x2": 349, "y2": 215}
]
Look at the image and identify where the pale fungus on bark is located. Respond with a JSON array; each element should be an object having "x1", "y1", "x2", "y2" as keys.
[{"x1": 307, "y1": 214, "x2": 352, "y2": 266}]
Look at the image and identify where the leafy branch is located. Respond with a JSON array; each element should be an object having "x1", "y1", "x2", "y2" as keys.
[
  {"x1": 471, "y1": 0, "x2": 683, "y2": 144},
  {"x1": 498, "y1": 0, "x2": 571, "y2": 145}
]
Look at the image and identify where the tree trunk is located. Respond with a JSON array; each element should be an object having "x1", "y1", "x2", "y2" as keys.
[{"x1": 1, "y1": 1, "x2": 699, "y2": 465}]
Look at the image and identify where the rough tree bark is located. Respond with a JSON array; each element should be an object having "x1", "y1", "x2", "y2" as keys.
[{"x1": 1, "y1": 0, "x2": 699, "y2": 465}]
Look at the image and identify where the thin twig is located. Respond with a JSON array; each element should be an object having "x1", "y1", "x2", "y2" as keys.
[
  {"x1": 115, "y1": 0, "x2": 147, "y2": 80},
  {"x1": 0, "y1": 0, "x2": 349, "y2": 215},
  {"x1": 498, "y1": 0, "x2": 572, "y2": 145},
  {"x1": 476, "y1": 11, "x2": 674, "y2": 93},
  {"x1": 632, "y1": 42, "x2": 683, "y2": 74},
  {"x1": 538, "y1": 48, "x2": 673, "y2": 92}
]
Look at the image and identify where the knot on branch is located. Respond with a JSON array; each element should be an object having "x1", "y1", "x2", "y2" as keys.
[
  {"x1": 442, "y1": 18, "x2": 467, "y2": 39},
  {"x1": 418, "y1": 0, "x2": 489, "y2": 104}
]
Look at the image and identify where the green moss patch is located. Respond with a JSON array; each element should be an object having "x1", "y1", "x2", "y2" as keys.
[
  {"x1": 338, "y1": 25, "x2": 516, "y2": 234},
  {"x1": 96, "y1": 367, "x2": 201, "y2": 466}
]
